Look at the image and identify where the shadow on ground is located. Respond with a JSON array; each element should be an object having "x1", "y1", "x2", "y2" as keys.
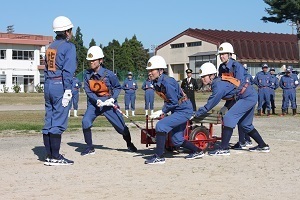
[{"x1": 32, "y1": 146, "x2": 47, "y2": 161}]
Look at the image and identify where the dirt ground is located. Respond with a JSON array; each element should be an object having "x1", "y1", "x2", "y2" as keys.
[{"x1": 0, "y1": 113, "x2": 299, "y2": 200}]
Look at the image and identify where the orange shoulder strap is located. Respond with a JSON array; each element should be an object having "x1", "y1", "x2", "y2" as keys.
[{"x1": 221, "y1": 74, "x2": 240, "y2": 87}]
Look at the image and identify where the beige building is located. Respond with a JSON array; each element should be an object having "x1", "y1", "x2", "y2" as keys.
[{"x1": 156, "y1": 28, "x2": 298, "y2": 81}]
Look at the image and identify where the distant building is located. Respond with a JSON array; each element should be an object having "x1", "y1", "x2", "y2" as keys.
[
  {"x1": 156, "y1": 28, "x2": 299, "y2": 81},
  {"x1": 0, "y1": 32, "x2": 52, "y2": 92}
]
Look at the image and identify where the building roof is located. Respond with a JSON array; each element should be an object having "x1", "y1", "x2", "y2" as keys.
[
  {"x1": 156, "y1": 28, "x2": 298, "y2": 63},
  {"x1": 0, "y1": 32, "x2": 53, "y2": 46}
]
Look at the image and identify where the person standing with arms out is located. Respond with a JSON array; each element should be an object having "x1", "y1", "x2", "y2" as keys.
[
  {"x1": 81, "y1": 46, "x2": 137, "y2": 156},
  {"x1": 181, "y1": 69, "x2": 199, "y2": 111},
  {"x1": 253, "y1": 64, "x2": 272, "y2": 116},
  {"x1": 142, "y1": 74, "x2": 155, "y2": 116},
  {"x1": 122, "y1": 72, "x2": 138, "y2": 116},
  {"x1": 145, "y1": 55, "x2": 204, "y2": 165},
  {"x1": 262, "y1": 67, "x2": 279, "y2": 115},
  {"x1": 42, "y1": 16, "x2": 77, "y2": 166},
  {"x1": 195, "y1": 62, "x2": 270, "y2": 156},
  {"x1": 69, "y1": 75, "x2": 82, "y2": 117},
  {"x1": 279, "y1": 67, "x2": 299, "y2": 116}
]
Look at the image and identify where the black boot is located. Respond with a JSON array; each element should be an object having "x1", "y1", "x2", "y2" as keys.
[
  {"x1": 281, "y1": 109, "x2": 286, "y2": 116},
  {"x1": 257, "y1": 110, "x2": 261, "y2": 116},
  {"x1": 286, "y1": 109, "x2": 289, "y2": 114},
  {"x1": 272, "y1": 108, "x2": 276, "y2": 115},
  {"x1": 267, "y1": 110, "x2": 270, "y2": 116},
  {"x1": 247, "y1": 128, "x2": 268, "y2": 148},
  {"x1": 123, "y1": 127, "x2": 137, "y2": 152},
  {"x1": 293, "y1": 109, "x2": 297, "y2": 116}
]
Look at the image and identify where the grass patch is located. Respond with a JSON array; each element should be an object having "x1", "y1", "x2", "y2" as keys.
[
  {"x1": 0, "y1": 109, "x2": 149, "y2": 135},
  {"x1": 0, "y1": 83, "x2": 299, "y2": 135}
]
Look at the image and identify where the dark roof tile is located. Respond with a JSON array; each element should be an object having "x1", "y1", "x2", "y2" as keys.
[{"x1": 156, "y1": 28, "x2": 298, "y2": 63}]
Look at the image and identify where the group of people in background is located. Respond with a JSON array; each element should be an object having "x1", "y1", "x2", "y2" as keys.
[{"x1": 243, "y1": 63, "x2": 298, "y2": 116}]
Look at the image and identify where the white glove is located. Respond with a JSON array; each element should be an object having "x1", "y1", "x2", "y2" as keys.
[
  {"x1": 295, "y1": 80, "x2": 299, "y2": 85},
  {"x1": 189, "y1": 114, "x2": 195, "y2": 120},
  {"x1": 104, "y1": 98, "x2": 115, "y2": 107},
  {"x1": 97, "y1": 99, "x2": 104, "y2": 107},
  {"x1": 62, "y1": 89, "x2": 72, "y2": 107},
  {"x1": 149, "y1": 110, "x2": 164, "y2": 119},
  {"x1": 219, "y1": 106, "x2": 228, "y2": 115}
]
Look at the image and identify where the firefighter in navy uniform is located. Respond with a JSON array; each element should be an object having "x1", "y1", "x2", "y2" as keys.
[
  {"x1": 181, "y1": 69, "x2": 199, "y2": 111},
  {"x1": 253, "y1": 64, "x2": 272, "y2": 116},
  {"x1": 42, "y1": 16, "x2": 77, "y2": 166},
  {"x1": 144, "y1": 55, "x2": 204, "y2": 165},
  {"x1": 279, "y1": 67, "x2": 299, "y2": 116},
  {"x1": 195, "y1": 62, "x2": 270, "y2": 156},
  {"x1": 262, "y1": 67, "x2": 279, "y2": 115},
  {"x1": 80, "y1": 46, "x2": 137, "y2": 156},
  {"x1": 122, "y1": 72, "x2": 138, "y2": 116}
]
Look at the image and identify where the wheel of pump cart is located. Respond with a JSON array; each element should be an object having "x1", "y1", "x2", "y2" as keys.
[{"x1": 188, "y1": 126, "x2": 210, "y2": 152}]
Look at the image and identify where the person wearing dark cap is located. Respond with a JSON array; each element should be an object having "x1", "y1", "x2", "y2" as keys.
[
  {"x1": 279, "y1": 66, "x2": 299, "y2": 116},
  {"x1": 181, "y1": 69, "x2": 199, "y2": 111},
  {"x1": 122, "y1": 71, "x2": 138, "y2": 116},
  {"x1": 262, "y1": 67, "x2": 279, "y2": 115},
  {"x1": 253, "y1": 64, "x2": 272, "y2": 116}
]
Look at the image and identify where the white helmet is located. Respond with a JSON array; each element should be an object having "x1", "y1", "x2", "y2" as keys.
[
  {"x1": 86, "y1": 46, "x2": 104, "y2": 60},
  {"x1": 217, "y1": 42, "x2": 234, "y2": 54},
  {"x1": 53, "y1": 16, "x2": 74, "y2": 32},
  {"x1": 146, "y1": 55, "x2": 167, "y2": 70},
  {"x1": 199, "y1": 62, "x2": 217, "y2": 77}
]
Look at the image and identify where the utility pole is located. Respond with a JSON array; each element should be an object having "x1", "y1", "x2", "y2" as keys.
[
  {"x1": 113, "y1": 49, "x2": 115, "y2": 73},
  {"x1": 82, "y1": 60, "x2": 84, "y2": 87},
  {"x1": 151, "y1": 44, "x2": 157, "y2": 56}
]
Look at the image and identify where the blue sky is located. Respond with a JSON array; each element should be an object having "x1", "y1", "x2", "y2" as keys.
[{"x1": 1, "y1": 0, "x2": 294, "y2": 51}]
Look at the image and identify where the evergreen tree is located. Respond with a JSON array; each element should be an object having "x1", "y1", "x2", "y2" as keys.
[
  {"x1": 128, "y1": 35, "x2": 149, "y2": 79},
  {"x1": 72, "y1": 27, "x2": 88, "y2": 74},
  {"x1": 89, "y1": 38, "x2": 96, "y2": 48},
  {"x1": 103, "y1": 39, "x2": 121, "y2": 75},
  {"x1": 262, "y1": 0, "x2": 300, "y2": 64}
]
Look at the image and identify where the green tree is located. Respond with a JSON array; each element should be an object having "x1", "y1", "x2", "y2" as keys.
[
  {"x1": 103, "y1": 39, "x2": 121, "y2": 74},
  {"x1": 120, "y1": 38, "x2": 134, "y2": 74},
  {"x1": 71, "y1": 27, "x2": 88, "y2": 74},
  {"x1": 89, "y1": 38, "x2": 96, "y2": 48},
  {"x1": 261, "y1": 0, "x2": 300, "y2": 63},
  {"x1": 117, "y1": 36, "x2": 149, "y2": 80},
  {"x1": 128, "y1": 35, "x2": 149, "y2": 79}
]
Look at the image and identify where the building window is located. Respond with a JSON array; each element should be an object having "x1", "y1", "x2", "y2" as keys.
[
  {"x1": 12, "y1": 75, "x2": 24, "y2": 85},
  {"x1": 170, "y1": 43, "x2": 185, "y2": 48},
  {"x1": 40, "y1": 73, "x2": 45, "y2": 84},
  {"x1": 12, "y1": 50, "x2": 34, "y2": 60},
  {"x1": 0, "y1": 75, "x2": 6, "y2": 84},
  {"x1": 187, "y1": 41, "x2": 202, "y2": 47},
  {"x1": 0, "y1": 50, "x2": 6, "y2": 59}
]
